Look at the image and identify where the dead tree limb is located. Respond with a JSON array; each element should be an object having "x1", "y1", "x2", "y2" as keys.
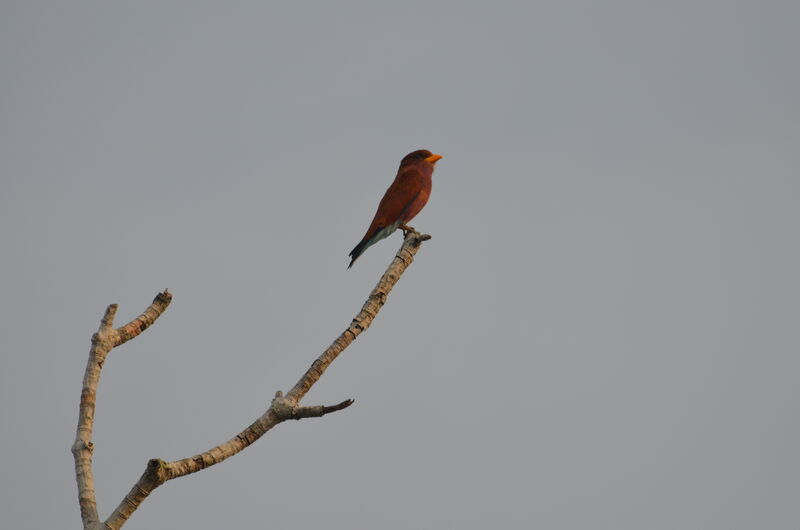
[{"x1": 72, "y1": 230, "x2": 431, "y2": 530}]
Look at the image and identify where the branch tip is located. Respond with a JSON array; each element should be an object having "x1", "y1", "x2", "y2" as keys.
[
  {"x1": 335, "y1": 398, "x2": 355, "y2": 410},
  {"x1": 100, "y1": 304, "x2": 118, "y2": 331},
  {"x1": 147, "y1": 458, "x2": 166, "y2": 470},
  {"x1": 154, "y1": 290, "x2": 172, "y2": 304}
]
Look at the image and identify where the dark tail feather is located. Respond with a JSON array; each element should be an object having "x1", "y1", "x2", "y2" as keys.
[
  {"x1": 348, "y1": 239, "x2": 369, "y2": 269},
  {"x1": 347, "y1": 222, "x2": 399, "y2": 269}
]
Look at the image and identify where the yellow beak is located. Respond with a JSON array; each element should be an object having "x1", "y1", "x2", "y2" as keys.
[{"x1": 424, "y1": 153, "x2": 443, "y2": 163}]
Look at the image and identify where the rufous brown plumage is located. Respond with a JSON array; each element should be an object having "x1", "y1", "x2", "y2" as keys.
[{"x1": 348, "y1": 149, "x2": 442, "y2": 268}]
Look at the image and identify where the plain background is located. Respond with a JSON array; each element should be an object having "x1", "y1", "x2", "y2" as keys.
[{"x1": 2, "y1": 2, "x2": 798, "y2": 529}]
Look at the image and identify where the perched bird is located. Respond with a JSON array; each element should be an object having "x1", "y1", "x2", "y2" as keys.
[{"x1": 348, "y1": 149, "x2": 442, "y2": 268}]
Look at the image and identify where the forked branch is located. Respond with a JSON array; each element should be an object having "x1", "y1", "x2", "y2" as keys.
[{"x1": 73, "y1": 230, "x2": 431, "y2": 530}]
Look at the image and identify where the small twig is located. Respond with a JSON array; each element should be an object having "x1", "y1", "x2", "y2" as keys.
[{"x1": 272, "y1": 393, "x2": 355, "y2": 420}]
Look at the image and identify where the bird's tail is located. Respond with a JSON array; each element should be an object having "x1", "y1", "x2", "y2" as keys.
[
  {"x1": 347, "y1": 222, "x2": 400, "y2": 269},
  {"x1": 348, "y1": 240, "x2": 369, "y2": 269}
]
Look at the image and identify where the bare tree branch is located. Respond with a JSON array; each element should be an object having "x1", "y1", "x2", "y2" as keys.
[
  {"x1": 72, "y1": 290, "x2": 172, "y2": 530},
  {"x1": 285, "y1": 230, "x2": 432, "y2": 403},
  {"x1": 73, "y1": 230, "x2": 430, "y2": 529}
]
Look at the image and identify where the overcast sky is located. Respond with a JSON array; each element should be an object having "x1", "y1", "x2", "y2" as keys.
[{"x1": 2, "y1": 2, "x2": 799, "y2": 529}]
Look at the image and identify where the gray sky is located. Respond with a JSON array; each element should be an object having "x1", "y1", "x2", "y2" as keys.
[{"x1": 2, "y1": 1, "x2": 799, "y2": 528}]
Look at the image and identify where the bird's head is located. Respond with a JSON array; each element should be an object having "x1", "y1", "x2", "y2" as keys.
[{"x1": 401, "y1": 149, "x2": 443, "y2": 166}]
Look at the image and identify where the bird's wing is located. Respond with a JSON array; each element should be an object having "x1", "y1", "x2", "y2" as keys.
[
  {"x1": 348, "y1": 167, "x2": 425, "y2": 268},
  {"x1": 365, "y1": 167, "x2": 425, "y2": 236}
]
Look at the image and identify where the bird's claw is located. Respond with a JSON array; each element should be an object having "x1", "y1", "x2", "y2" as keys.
[{"x1": 399, "y1": 223, "x2": 415, "y2": 235}]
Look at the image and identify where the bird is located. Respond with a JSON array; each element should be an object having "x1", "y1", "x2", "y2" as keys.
[{"x1": 348, "y1": 149, "x2": 442, "y2": 268}]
